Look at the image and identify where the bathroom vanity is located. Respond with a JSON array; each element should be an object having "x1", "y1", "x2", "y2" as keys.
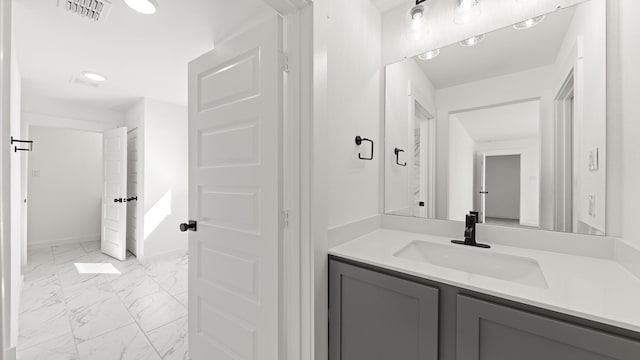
[
  {"x1": 327, "y1": 0, "x2": 640, "y2": 359},
  {"x1": 329, "y1": 230, "x2": 640, "y2": 360}
]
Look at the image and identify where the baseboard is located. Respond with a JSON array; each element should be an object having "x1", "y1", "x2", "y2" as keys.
[
  {"x1": 5, "y1": 346, "x2": 16, "y2": 360},
  {"x1": 28, "y1": 236, "x2": 100, "y2": 250},
  {"x1": 328, "y1": 215, "x2": 382, "y2": 248}
]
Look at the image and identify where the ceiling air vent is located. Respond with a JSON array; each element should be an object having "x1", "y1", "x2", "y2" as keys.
[{"x1": 57, "y1": 0, "x2": 113, "y2": 23}]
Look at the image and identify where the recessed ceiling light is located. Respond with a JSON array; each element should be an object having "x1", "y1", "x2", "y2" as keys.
[
  {"x1": 454, "y1": 0, "x2": 481, "y2": 25},
  {"x1": 124, "y1": 0, "x2": 158, "y2": 15},
  {"x1": 82, "y1": 71, "x2": 107, "y2": 82},
  {"x1": 460, "y1": 34, "x2": 485, "y2": 47},
  {"x1": 418, "y1": 49, "x2": 440, "y2": 60},
  {"x1": 513, "y1": 15, "x2": 545, "y2": 30}
]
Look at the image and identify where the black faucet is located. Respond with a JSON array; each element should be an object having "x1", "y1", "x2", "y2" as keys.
[{"x1": 452, "y1": 211, "x2": 491, "y2": 249}]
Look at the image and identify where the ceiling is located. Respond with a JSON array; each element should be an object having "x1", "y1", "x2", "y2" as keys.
[
  {"x1": 415, "y1": 6, "x2": 576, "y2": 89},
  {"x1": 14, "y1": 0, "x2": 274, "y2": 111},
  {"x1": 371, "y1": 0, "x2": 407, "y2": 13},
  {"x1": 454, "y1": 100, "x2": 540, "y2": 143}
]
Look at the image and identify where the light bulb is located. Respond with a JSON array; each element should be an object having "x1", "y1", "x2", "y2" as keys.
[
  {"x1": 454, "y1": 0, "x2": 481, "y2": 25},
  {"x1": 124, "y1": 0, "x2": 158, "y2": 15},
  {"x1": 406, "y1": 3, "x2": 428, "y2": 41},
  {"x1": 82, "y1": 71, "x2": 107, "y2": 82},
  {"x1": 513, "y1": 15, "x2": 545, "y2": 30},
  {"x1": 459, "y1": 34, "x2": 485, "y2": 47},
  {"x1": 418, "y1": 49, "x2": 440, "y2": 60}
]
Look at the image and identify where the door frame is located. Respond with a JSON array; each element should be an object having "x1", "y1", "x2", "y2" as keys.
[
  {"x1": 554, "y1": 71, "x2": 576, "y2": 233},
  {"x1": 0, "y1": 0, "x2": 12, "y2": 357},
  {"x1": 450, "y1": 98, "x2": 543, "y2": 228},
  {"x1": 482, "y1": 153, "x2": 523, "y2": 224},
  {"x1": 21, "y1": 115, "x2": 113, "y2": 252},
  {"x1": 409, "y1": 84, "x2": 436, "y2": 218},
  {"x1": 256, "y1": 1, "x2": 313, "y2": 360}
]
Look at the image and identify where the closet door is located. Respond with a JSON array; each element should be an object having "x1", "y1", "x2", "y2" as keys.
[{"x1": 101, "y1": 127, "x2": 128, "y2": 261}]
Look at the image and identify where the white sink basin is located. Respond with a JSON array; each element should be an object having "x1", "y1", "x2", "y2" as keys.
[{"x1": 394, "y1": 241, "x2": 549, "y2": 288}]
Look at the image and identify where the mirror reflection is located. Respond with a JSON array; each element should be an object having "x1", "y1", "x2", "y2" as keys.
[{"x1": 384, "y1": 0, "x2": 607, "y2": 235}]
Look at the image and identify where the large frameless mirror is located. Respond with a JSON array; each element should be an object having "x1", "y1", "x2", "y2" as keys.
[{"x1": 384, "y1": 0, "x2": 607, "y2": 235}]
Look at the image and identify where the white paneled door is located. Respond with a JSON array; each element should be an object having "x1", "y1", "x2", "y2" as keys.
[
  {"x1": 187, "y1": 15, "x2": 283, "y2": 360},
  {"x1": 475, "y1": 152, "x2": 487, "y2": 223},
  {"x1": 101, "y1": 127, "x2": 128, "y2": 261}
]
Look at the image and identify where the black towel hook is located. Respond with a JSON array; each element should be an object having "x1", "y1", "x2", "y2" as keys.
[
  {"x1": 395, "y1": 148, "x2": 407, "y2": 166},
  {"x1": 355, "y1": 136, "x2": 374, "y2": 160}
]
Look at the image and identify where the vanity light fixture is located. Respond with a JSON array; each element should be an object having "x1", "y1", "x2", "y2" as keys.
[
  {"x1": 124, "y1": 0, "x2": 158, "y2": 15},
  {"x1": 454, "y1": 0, "x2": 481, "y2": 25},
  {"x1": 459, "y1": 34, "x2": 485, "y2": 47},
  {"x1": 513, "y1": 15, "x2": 545, "y2": 30},
  {"x1": 82, "y1": 71, "x2": 107, "y2": 82},
  {"x1": 406, "y1": 0, "x2": 429, "y2": 41},
  {"x1": 418, "y1": 48, "x2": 440, "y2": 60}
]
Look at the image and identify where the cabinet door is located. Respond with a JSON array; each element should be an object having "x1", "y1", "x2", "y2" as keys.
[
  {"x1": 457, "y1": 295, "x2": 640, "y2": 360},
  {"x1": 330, "y1": 260, "x2": 439, "y2": 360}
]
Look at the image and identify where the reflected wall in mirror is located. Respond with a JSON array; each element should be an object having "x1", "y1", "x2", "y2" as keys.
[{"x1": 384, "y1": 0, "x2": 607, "y2": 236}]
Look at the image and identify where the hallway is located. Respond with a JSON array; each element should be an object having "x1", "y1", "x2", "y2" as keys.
[{"x1": 18, "y1": 242, "x2": 188, "y2": 360}]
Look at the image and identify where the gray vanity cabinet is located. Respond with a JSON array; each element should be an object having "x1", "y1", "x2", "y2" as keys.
[
  {"x1": 457, "y1": 295, "x2": 640, "y2": 360},
  {"x1": 329, "y1": 257, "x2": 640, "y2": 360},
  {"x1": 329, "y1": 260, "x2": 439, "y2": 360}
]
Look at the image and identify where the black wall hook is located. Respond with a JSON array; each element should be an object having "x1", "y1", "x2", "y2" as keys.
[
  {"x1": 11, "y1": 137, "x2": 34, "y2": 152},
  {"x1": 355, "y1": 136, "x2": 374, "y2": 160},
  {"x1": 394, "y1": 148, "x2": 407, "y2": 166}
]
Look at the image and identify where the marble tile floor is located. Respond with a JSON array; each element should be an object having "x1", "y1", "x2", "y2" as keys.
[{"x1": 18, "y1": 242, "x2": 190, "y2": 360}]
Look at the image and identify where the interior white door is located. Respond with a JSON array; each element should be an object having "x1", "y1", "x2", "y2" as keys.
[
  {"x1": 475, "y1": 152, "x2": 487, "y2": 223},
  {"x1": 101, "y1": 127, "x2": 128, "y2": 261},
  {"x1": 187, "y1": 15, "x2": 283, "y2": 360}
]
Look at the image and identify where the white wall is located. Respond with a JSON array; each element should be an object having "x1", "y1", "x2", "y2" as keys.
[
  {"x1": 551, "y1": 0, "x2": 607, "y2": 233},
  {"x1": 140, "y1": 99, "x2": 188, "y2": 258},
  {"x1": 621, "y1": 0, "x2": 640, "y2": 241},
  {"x1": 485, "y1": 155, "x2": 521, "y2": 220},
  {"x1": 21, "y1": 92, "x2": 123, "y2": 129},
  {"x1": 448, "y1": 115, "x2": 475, "y2": 221},
  {"x1": 326, "y1": 0, "x2": 382, "y2": 229},
  {"x1": 385, "y1": 58, "x2": 437, "y2": 214},
  {"x1": 27, "y1": 127, "x2": 103, "y2": 247}
]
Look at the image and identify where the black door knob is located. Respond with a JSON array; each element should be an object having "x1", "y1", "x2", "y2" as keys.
[
  {"x1": 180, "y1": 220, "x2": 197, "y2": 232},
  {"x1": 114, "y1": 198, "x2": 124, "y2": 203}
]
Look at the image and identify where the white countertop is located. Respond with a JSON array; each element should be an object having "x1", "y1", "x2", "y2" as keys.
[{"x1": 329, "y1": 229, "x2": 640, "y2": 333}]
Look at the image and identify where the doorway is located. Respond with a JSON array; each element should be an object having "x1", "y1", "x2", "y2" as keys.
[
  {"x1": 26, "y1": 126, "x2": 103, "y2": 250},
  {"x1": 5, "y1": 1, "x2": 307, "y2": 359},
  {"x1": 411, "y1": 87, "x2": 436, "y2": 219},
  {"x1": 555, "y1": 71, "x2": 577, "y2": 233},
  {"x1": 484, "y1": 154, "x2": 522, "y2": 227}
]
